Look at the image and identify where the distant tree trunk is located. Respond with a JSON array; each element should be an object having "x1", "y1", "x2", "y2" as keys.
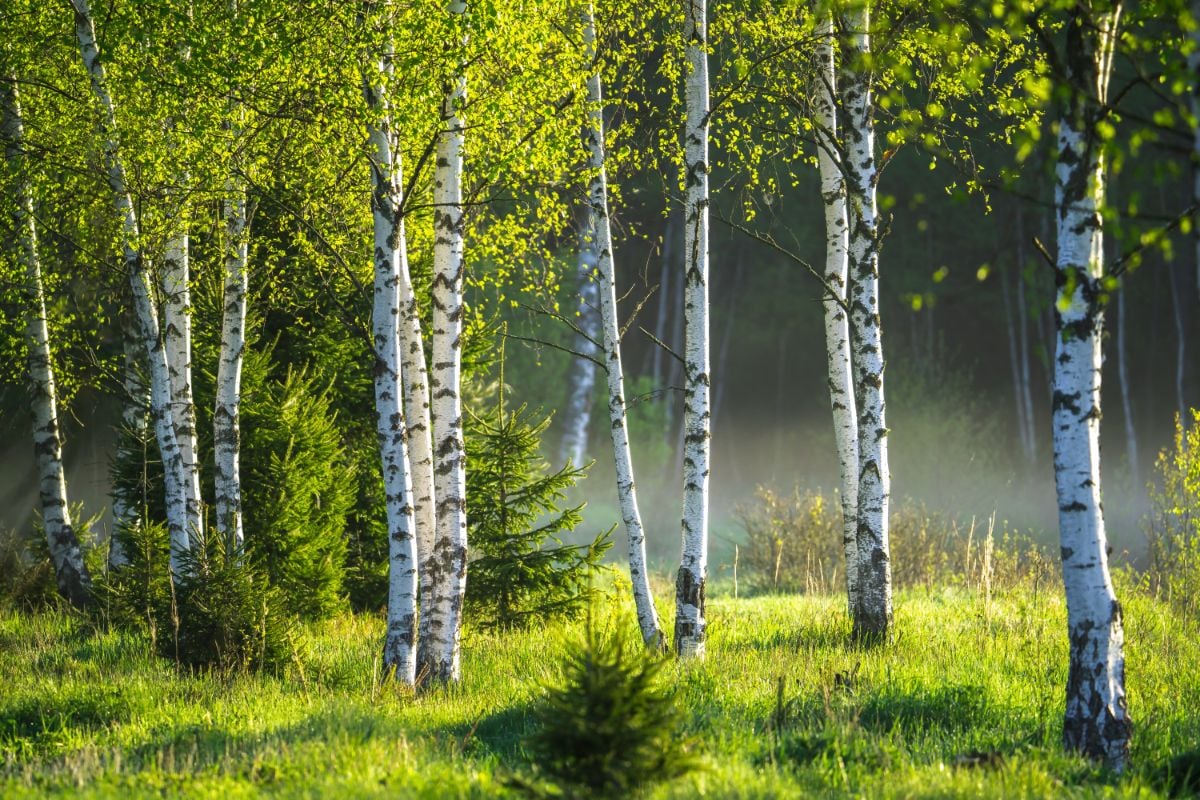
[
  {"x1": 1116, "y1": 284, "x2": 1138, "y2": 485},
  {"x1": 1001, "y1": 260, "x2": 1033, "y2": 461},
  {"x1": 1016, "y1": 212, "x2": 1038, "y2": 463},
  {"x1": 1191, "y1": 0, "x2": 1200, "y2": 302},
  {"x1": 675, "y1": 0, "x2": 711, "y2": 659},
  {"x1": 813, "y1": 12, "x2": 859, "y2": 615},
  {"x1": 841, "y1": 3, "x2": 892, "y2": 643},
  {"x1": 365, "y1": 44, "x2": 419, "y2": 685},
  {"x1": 1167, "y1": 261, "x2": 1188, "y2": 431},
  {"x1": 711, "y1": 250, "x2": 744, "y2": 432},
  {"x1": 111, "y1": 308, "x2": 148, "y2": 568},
  {"x1": 582, "y1": 2, "x2": 664, "y2": 648},
  {"x1": 2, "y1": 79, "x2": 93, "y2": 609},
  {"x1": 162, "y1": 227, "x2": 203, "y2": 541},
  {"x1": 71, "y1": 0, "x2": 193, "y2": 581},
  {"x1": 1051, "y1": 3, "x2": 1130, "y2": 771},
  {"x1": 559, "y1": 211, "x2": 602, "y2": 468},
  {"x1": 214, "y1": 0, "x2": 248, "y2": 554},
  {"x1": 646, "y1": 213, "x2": 675, "y2": 389},
  {"x1": 427, "y1": 0, "x2": 469, "y2": 683}
]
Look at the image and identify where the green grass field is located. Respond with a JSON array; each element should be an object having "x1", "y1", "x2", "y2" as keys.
[{"x1": 2, "y1": 577, "x2": 1198, "y2": 798}]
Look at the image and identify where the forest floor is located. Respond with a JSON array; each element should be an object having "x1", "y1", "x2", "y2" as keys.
[{"x1": 2, "y1": 577, "x2": 1198, "y2": 799}]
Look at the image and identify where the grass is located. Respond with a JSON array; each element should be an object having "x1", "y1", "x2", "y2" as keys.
[{"x1": 2, "y1": 575, "x2": 1198, "y2": 798}]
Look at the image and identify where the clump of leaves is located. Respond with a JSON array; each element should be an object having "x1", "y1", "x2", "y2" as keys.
[
  {"x1": 524, "y1": 621, "x2": 699, "y2": 797},
  {"x1": 466, "y1": 389, "x2": 611, "y2": 630},
  {"x1": 1147, "y1": 410, "x2": 1200, "y2": 615}
]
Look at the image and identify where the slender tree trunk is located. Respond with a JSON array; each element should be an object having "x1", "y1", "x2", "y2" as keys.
[
  {"x1": 710, "y1": 250, "x2": 744, "y2": 432},
  {"x1": 582, "y1": 2, "x2": 664, "y2": 648},
  {"x1": 1051, "y1": 3, "x2": 1130, "y2": 771},
  {"x1": 559, "y1": 211, "x2": 602, "y2": 468},
  {"x1": 427, "y1": 0, "x2": 469, "y2": 683},
  {"x1": 1001, "y1": 259, "x2": 1032, "y2": 461},
  {"x1": 813, "y1": 13, "x2": 859, "y2": 615},
  {"x1": 1167, "y1": 261, "x2": 1188, "y2": 430},
  {"x1": 365, "y1": 46, "x2": 419, "y2": 685},
  {"x1": 1116, "y1": 284, "x2": 1138, "y2": 485},
  {"x1": 675, "y1": 0, "x2": 711, "y2": 659},
  {"x1": 162, "y1": 227, "x2": 203, "y2": 540},
  {"x1": 214, "y1": 0, "x2": 248, "y2": 554},
  {"x1": 2, "y1": 79, "x2": 93, "y2": 609},
  {"x1": 71, "y1": 0, "x2": 193, "y2": 581},
  {"x1": 841, "y1": 4, "x2": 892, "y2": 642},
  {"x1": 1016, "y1": 212, "x2": 1038, "y2": 463},
  {"x1": 646, "y1": 214, "x2": 675, "y2": 387}
]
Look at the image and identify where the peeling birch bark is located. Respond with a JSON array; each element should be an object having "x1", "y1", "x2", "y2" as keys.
[
  {"x1": 1052, "y1": 3, "x2": 1130, "y2": 771},
  {"x1": 162, "y1": 228, "x2": 203, "y2": 540},
  {"x1": 427, "y1": 0, "x2": 469, "y2": 683},
  {"x1": 841, "y1": 4, "x2": 892, "y2": 642},
  {"x1": 813, "y1": 13, "x2": 859, "y2": 616},
  {"x1": 2, "y1": 79, "x2": 93, "y2": 609}
]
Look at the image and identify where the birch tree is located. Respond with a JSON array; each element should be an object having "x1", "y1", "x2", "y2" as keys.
[
  {"x1": 812, "y1": 11, "x2": 859, "y2": 615},
  {"x1": 365, "y1": 23, "x2": 420, "y2": 685},
  {"x1": 69, "y1": 0, "x2": 194, "y2": 581},
  {"x1": 1, "y1": 78, "x2": 93, "y2": 609},
  {"x1": 426, "y1": 0, "x2": 470, "y2": 683},
  {"x1": 559, "y1": 223, "x2": 601, "y2": 469},
  {"x1": 841, "y1": 3, "x2": 892, "y2": 642},
  {"x1": 675, "y1": 0, "x2": 711, "y2": 659},
  {"x1": 581, "y1": 1, "x2": 665, "y2": 649},
  {"x1": 1050, "y1": 0, "x2": 1130, "y2": 770}
]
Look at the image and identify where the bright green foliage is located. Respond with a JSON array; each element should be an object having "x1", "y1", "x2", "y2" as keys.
[
  {"x1": 1, "y1": 584, "x2": 1199, "y2": 796},
  {"x1": 465, "y1": 394, "x2": 611, "y2": 630},
  {"x1": 524, "y1": 620, "x2": 699, "y2": 797},
  {"x1": 1147, "y1": 410, "x2": 1200, "y2": 616},
  {"x1": 237, "y1": 367, "x2": 354, "y2": 621},
  {"x1": 100, "y1": 522, "x2": 296, "y2": 671}
]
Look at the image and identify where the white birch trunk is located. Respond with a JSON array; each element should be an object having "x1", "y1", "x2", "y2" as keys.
[
  {"x1": 559, "y1": 215, "x2": 601, "y2": 468},
  {"x1": 427, "y1": 0, "x2": 469, "y2": 683},
  {"x1": 841, "y1": 4, "x2": 892, "y2": 642},
  {"x1": 162, "y1": 230, "x2": 203, "y2": 540},
  {"x1": 214, "y1": 0, "x2": 247, "y2": 554},
  {"x1": 675, "y1": 0, "x2": 711, "y2": 659},
  {"x1": 2, "y1": 79, "x2": 93, "y2": 609},
  {"x1": 70, "y1": 0, "x2": 193, "y2": 581},
  {"x1": 366, "y1": 51, "x2": 419, "y2": 685},
  {"x1": 1052, "y1": 4, "x2": 1129, "y2": 770},
  {"x1": 813, "y1": 13, "x2": 859, "y2": 616},
  {"x1": 582, "y1": 2, "x2": 664, "y2": 649}
]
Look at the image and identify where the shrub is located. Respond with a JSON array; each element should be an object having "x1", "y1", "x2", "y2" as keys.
[
  {"x1": 735, "y1": 486, "x2": 1054, "y2": 596},
  {"x1": 100, "y1": 523, "x2": 297, "y2": 671},
  {"x1": 524, "y1": 621, "x2": 698, "y2": 797},
  {"x1": 466, "y1": 396, "x2": 611, "y2": 630},
  {"x1": 1147, "y1": 410, "x2": 1200, "y2": 615}
]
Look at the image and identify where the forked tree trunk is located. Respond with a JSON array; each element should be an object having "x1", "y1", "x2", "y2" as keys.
[
  {"x1": 812, "y1": 12, "x2": 859, "y2": 615},
  {"x1": 2, "y1": 79, "x2": 93, "y2": 609},
  {"x1": 215, "y1": 0, "x2": 248, "y2": 554},
  {"x1": 70, "y1": 0, "x2": 193, "y2": 581},
  {"x1": 427, "y1": 0, "x2": 469, "y2": 683},
  {"x1": 841, "y1": 3, "x2": 892, "y2": 642},
  {"x1": 1052, "y1": 3, "x2": 1130, "y2": 771},
  {"x1": 582, "y1": 2, "x2": 664, "y2": 648},
  {"x1": 365, "y1": 41, "x2": 419, "y2": 685},
  {"x1": 559, "y1": 213, "x2": 601, "y2": 468},
  {"x1": 675, "y1": 0, "x2": 711, "y2": 659}
]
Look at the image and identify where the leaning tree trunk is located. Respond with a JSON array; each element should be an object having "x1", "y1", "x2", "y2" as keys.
[
  {"x1": 813, "y1": 12, "x2": 859, "y2": 616},
  {"x1": 162, "y1": 226, "x2": 203, "y2": 540},
  {"x1": 2, "y1": 79, "x2": 93, "y2": 609},
  {"x1": 365, "y1": 48, "x2": 420, "y2": 685},
  {"x1": 559, "y1": 211, "x2": 602, "y2": 469},
  {"x1": 581, "y1": 1, "x2": 664, "y2": 649},
  {"x1": 426, "y1": 0, "x2": 469, "y2": 684},
  {"x1": 675, "y1": 0, "x2": 711, "y2": 659},
  {"x1": 70, "y1": 0, "x2": 193, "y2": 581},
  {"x1": 841, "y1": 3, "x2": 892, "y2": 642},
  {"x1": 1051, "y1": 3, "x2": 1130, "y2": 771}
]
